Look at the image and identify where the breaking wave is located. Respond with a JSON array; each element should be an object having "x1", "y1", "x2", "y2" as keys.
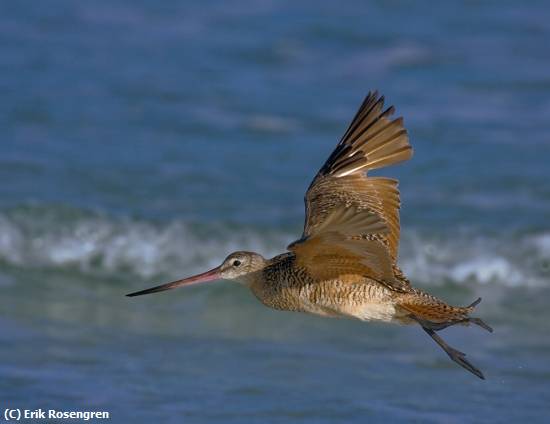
[
  {"x1": 0, "y1": 207, "x2": 290, "y2": 280},
  {"x1": 0, "y1": 206, "x2": 548, "y2": 287},
  {"x1": 399, "y1": 232, "x2": 550, "y2": 287}
]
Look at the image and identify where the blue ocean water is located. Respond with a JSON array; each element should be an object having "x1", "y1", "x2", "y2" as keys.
[{"x1": 1, "y1": 1, "x2": 550, "y2": 422}]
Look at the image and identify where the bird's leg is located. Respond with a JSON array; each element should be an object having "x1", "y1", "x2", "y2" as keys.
[
  {"x1": 467, "y1": 317, "x2": 493, "y2": 333},
  {"x1": 420, "y1": 317, "x2": 493, "y2": 333},
  {"x1": 409, "y1": 315, "x2": 486, "y2": 380},
  {"x1": 421, "y1": 326, "x2": 485, "y2": 380}
]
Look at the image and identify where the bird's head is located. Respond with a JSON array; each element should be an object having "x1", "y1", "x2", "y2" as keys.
[
  {"x1": 126, "y1": 251, "x2": 266, "y2": 297},
  {"x1": 218, "y1": 251, "x2": 266, "y2": 281}
]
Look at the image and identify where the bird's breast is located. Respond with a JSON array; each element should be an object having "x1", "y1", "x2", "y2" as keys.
[{"x1": 250, "y1": 257, "x2": 399, "y2": 322}]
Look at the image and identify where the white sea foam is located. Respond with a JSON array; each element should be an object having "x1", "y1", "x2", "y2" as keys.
[
  {"x1": 0, "y1": 209, "x2": 547, "y2": 287},
  {"x1": 531, "y1": 233, "x2": 550, "y2": 256},
  {"x1": 399, "y1": 232, "x2": 549, "y2": 287},
  {"x1": 0, "y1": 210, "x2": 289, "y2": 279},
  {"x1": 0, "y1": 216, "x2": 24, "y2": 265}
]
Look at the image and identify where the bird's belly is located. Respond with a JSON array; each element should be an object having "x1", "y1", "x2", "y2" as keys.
[
  {"x1": 295, "y1": 280, "x2": 399, "y2": 323},
  {"x1": 299, "y1": 297, "x2": 398, "y2": 322},
  {"x1": 353, "y1": 302, "x2": 398, "y2": 322},
  {"x1": 251, "y1": 275, "x2": 401, "y2": 323}
]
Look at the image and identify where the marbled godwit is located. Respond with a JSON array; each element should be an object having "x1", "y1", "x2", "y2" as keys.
[{"x1": 127, "y1": 92, "x2": 493, "y2": 379}]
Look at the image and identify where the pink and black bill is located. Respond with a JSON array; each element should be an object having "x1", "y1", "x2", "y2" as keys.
[{"x1": 126, "y1": 266, "x2": 221, "y2": 297}]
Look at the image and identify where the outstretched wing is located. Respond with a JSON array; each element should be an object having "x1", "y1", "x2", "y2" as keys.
[{"x1": 288, "y1": 92, "x2": 413, "y2": 290}]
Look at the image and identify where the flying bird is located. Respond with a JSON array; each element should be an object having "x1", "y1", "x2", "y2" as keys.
[{"x1": 127, "y1": 92, "x2": 493, "y2": 379}]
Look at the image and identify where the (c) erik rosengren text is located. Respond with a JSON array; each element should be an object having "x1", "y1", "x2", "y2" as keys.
[{"x1": 3, "y1": 408, "x2": 110, "y2": 421}]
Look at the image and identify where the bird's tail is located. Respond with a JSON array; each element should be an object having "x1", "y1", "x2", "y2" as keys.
[
  {"x1": 397, "y1": 290, "x2": 493, "y2": 332},
  {"x1": 397, "y1": 290, "x2": 493, "y2": 379}
]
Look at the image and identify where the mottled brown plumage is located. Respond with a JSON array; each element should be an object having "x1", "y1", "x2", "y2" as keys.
[{"x1": 128, "y1": 92, "x2": 492, "y2": 379}]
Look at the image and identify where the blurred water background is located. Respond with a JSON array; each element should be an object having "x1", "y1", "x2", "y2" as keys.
[{"x1": 1, "y1": 1, "x2": 550, "y2": 422}]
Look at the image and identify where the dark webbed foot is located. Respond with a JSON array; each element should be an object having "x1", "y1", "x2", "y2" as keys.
[
  {"x1": 421, "y1": 326, "x2": 485, "y2": 380},
  {"x1": 409, "y1": 314, "x2": 488, "y2": 379}
]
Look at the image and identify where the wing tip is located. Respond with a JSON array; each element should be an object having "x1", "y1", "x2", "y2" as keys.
[{"x1": 322, "y1": 91, "x2": 412, "y2": 177}]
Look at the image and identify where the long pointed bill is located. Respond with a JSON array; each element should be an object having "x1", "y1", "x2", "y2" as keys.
[{"x1": 126, "y1": 266, "x2": 221, "y2": 297}]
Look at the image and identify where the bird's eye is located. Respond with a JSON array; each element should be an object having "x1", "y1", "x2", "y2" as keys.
[{"x1": 233, "y1": 260, "x2": 241, "y2": 267}]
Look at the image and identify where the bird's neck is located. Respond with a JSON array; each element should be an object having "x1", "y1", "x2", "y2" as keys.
[{"x1": 233, "y1": 252, "x2": 278, "y2": 286}]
